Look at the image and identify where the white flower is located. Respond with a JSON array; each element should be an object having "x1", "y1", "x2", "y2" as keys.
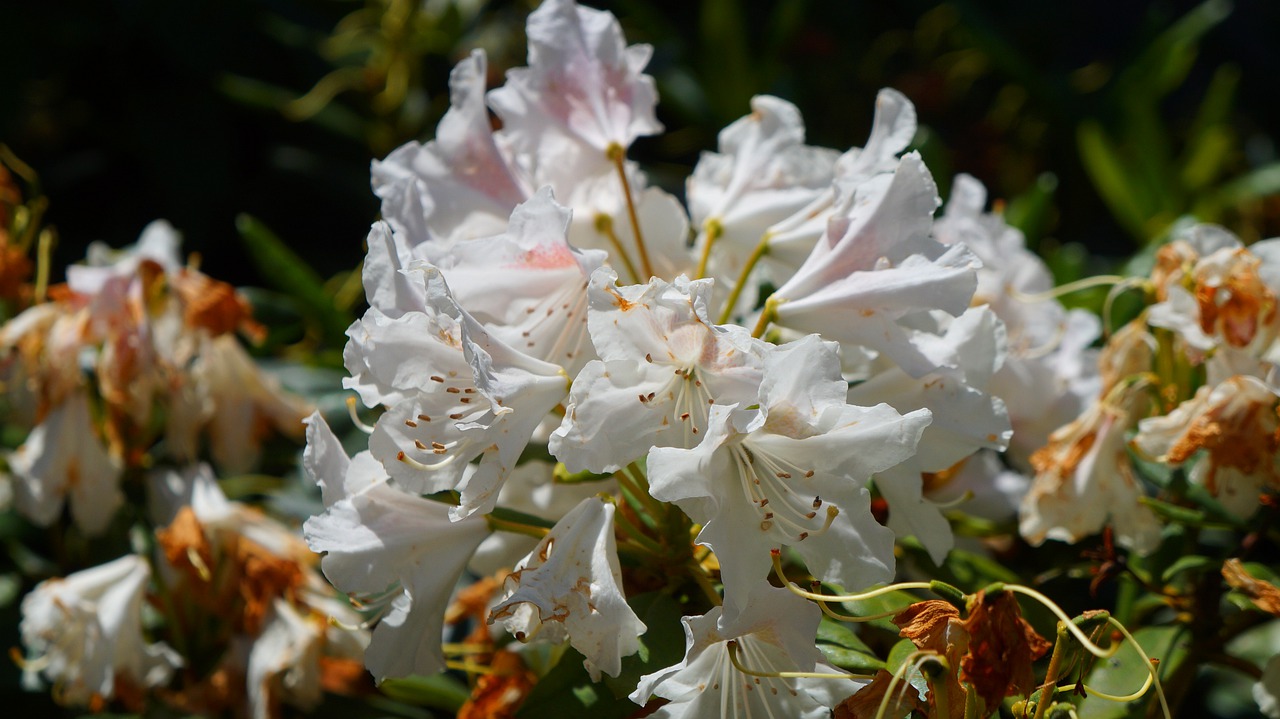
[
  {"x1": 1133, "y1": 375, "x2": 1280, "y2": 518},
  {"x1": 1257, "y1": 653, "x2": 1280, "y2": 719},
  {"x1": 355, "y1": 264, "x2": 568, "y2": 518},
  {"x1": 10, "y1": 390, "x2": 122, "y2": 535},
  {"x1": 630, "y1": 585, "x2": 852, "y2": 719},
  {"x1": 373, "y1": 50, "x2": 531, "y2": 247},
  {"x1": 468, "y1": 459, "x2": 617, "y2": 575},
  {"x1": 19, "y1": 554, "x2": 181, "y2": 706},
  {"x1": 246, "y1": 599, "x2": 325, "y2": 719},
  {"x1": 1020, "y1": 386, "x2": 1162, "y2": 554},
  {"x1": 648, "y1": 335, "x2": 930, "y2": 623},
  {"x1": 769, "y1": 153, "x2": 981, "y2": 378},
  {"x1": 489, "y1": 496, "x2": 644, "y2": 679},
  {"x1": 488, "y1": 0, "x2": 662, "y2": 165},
  {"x1": 191, "y1": 333, "x2": 310, "y2": 474},
  {"x1": 302, "y1": 413, "x2": 490, "y2": 681},
  {"x1": 426, "y1": 188, "x2": 607, "y2": 376},
  {"x1": 551, "y1": 269, "x2": 767, "y2": 473}
]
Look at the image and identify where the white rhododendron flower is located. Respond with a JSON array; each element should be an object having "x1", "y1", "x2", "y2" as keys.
[
  {"x1": 489, "y1": 496, "x2": 644, "y2": 679},
  {"x1": 551, "y1": 269, "x2": 767, "y2": 473},
  {"x1": 630, "y1": 585, "x2": 852, "y2": 719},
  {"x1": 648, "y1": 335, "x2": 930, "y2": 622},
  {"x1": 1133, "y1": 374, "x2": 1280, "y2": 517},
  {"x1": 10, "y1": 390, "x2": 122, "y2": 535},
  {"x1": 1020, "y1": 386, "x2": 1163, "y2": 554},
  {"x1": 19, "y1": 554, "x2": 181, "y2": 706},
  {"x1": 302, "y1": 413, "x2": 490, "y2": 681}
]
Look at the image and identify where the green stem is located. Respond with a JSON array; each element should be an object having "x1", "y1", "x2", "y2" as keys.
[{"x1": 717, "y1": 230, "x2": 772, "y2": 324}]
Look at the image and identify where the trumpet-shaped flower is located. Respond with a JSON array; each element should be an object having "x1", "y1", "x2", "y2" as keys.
[
  {"x1": 551, "y1": 269, "x2": 767, "y2": 473},
  {"x1": 1020, "y1": 385, "x2": 1162, "y2": 553},
  {"x1": 356, "y1": 265, "x2": 568, "y2": 518},
  {"x1": 630, "y1": 585, "x2": 852, "y2": 719},
  {"x1": 648, "y1": 335, "x2": 930, "y2": 623},
  {"x1": 302, "y1": 413, "x2": 490, "y2": 681},
  {"x1": 770, "y1": 153, "x2": 980, "y2": 377},
  {"x1": 488, "y1": 0, "x2": 661, "y2": 167},
  {"x1": 10, "y1": 390, "x2": 122, "y2": 535},
  {"x1": 1133, "y1": 375, "x2": 1280, "y2": 517},
  {"x1": 373, "y1": 50, "x2": 531, "y2": 247},
  {"x1": 489, "y1": 496, "x2": 644, "y2": 679},
  {"x1": 19, "y1": 554, "x2": 181, "y2": 707}
]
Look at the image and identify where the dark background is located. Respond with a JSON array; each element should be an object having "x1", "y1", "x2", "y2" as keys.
[{"x1": 3, "y1": 0, "x2": 1279, "y2": 293}]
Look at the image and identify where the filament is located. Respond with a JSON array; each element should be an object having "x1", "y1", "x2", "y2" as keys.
[{"x1": 345, "y1": 396, "x2": 375, "y2": 434}]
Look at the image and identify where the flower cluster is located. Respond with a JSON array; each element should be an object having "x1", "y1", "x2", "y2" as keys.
[
  {"x1": 0, "y1": 222, "x2": 308, "y2": 535},
  {"x1": 292, "y1": 0, "x2": 1160, "y2": 714}
]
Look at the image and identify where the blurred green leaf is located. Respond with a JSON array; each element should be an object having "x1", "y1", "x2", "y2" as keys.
[
  {"x1": 236, "y1": 213, "x2": 352, "y2": 345},
  {"x1": 601, "y1": 592, "x2": 686, "y2": 699},
  {"x1": 378, "y1": 673, "x2": 470, "y2": 712},
  {"x1": 817, "y1": 616, "x2": 885, "y2": 673},
  {"x1": 1077, "y1": 625, "x2": 1189, "y2": 718}
]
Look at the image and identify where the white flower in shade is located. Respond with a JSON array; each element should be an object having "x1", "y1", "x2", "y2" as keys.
[
  {"x1": 489, "y1": 496, "x2": 643, "y2": 680},
  {"x1": 10, "y1": 390, "x2": 122, "y2": 535},
  {"x1": 245, "y1": 599, "x2": 324, "y2": 719},
  {"x1": 1133, "y1": 375, "x2": 1280, "y2": 518},
  {"x1": 302, "y1": 413, "x2": 490, "y2": 681},
  {"x1": 19, "y1": 554, "x2": 181, "y2": 707},
  {"x1": 551, "y1": 268, "x2": 767, "y2": 473},
  {"x1": 488, "y1": 0, "x2": 661, "y2": 166},
  {"x1": 630, "y1": 585, "x2": 852, "y2": 719},
  {"x1": 192, "y1": 333, "x2": 310, "y2": 474},
  {"x1": 1020, "y1": 385, "x2": 1162, "y2": 554},
  {"x1": 356, "y1": 265, "x2": 569, "y2": 518},
  {"x1": 648, "y1": 335, "x2": 930, "y2": 623},
  {"x1": 935, "y1": 174, "x2": 1100, "y2": 467},
  {"x1": 769, "y1": 153, "x2": 981, "y2": 378},
  {"x1": 1257, "y1": 653, "x2": 1280, "y2": 719},
  {"x1": 373, "y1": 49, "x2": 531, "y2": 247}
]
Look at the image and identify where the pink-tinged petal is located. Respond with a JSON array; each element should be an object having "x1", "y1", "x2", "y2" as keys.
[
  {"x1": 373, "y1": 50, "x2": 530, "y2": 247},
  {"x1": 489, "y1": 0, "x2": 661, "y2": 158}
]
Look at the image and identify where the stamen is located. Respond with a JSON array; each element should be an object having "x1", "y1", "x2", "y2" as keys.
[
  {"x1": 725, "y1": 640, "x2": 869, "y2": 682},
  {"x1": 346, "y1": 396, "x2": 375, "y2": 434}
]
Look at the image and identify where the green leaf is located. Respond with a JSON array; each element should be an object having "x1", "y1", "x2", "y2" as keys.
[
  {"x1": 236, "y1": 213, "x2": 352, "y2": 344},
  {"x1": 1077, "y1": 121, "x2": 1149, "y2": 242},
  {"x1": 817, "y1": 616, "x2": 884, "y2": 673},
  {"x1": 1077, "y1": 625, "x2": 1189, "y2": 719},
  {"x1": 1160, "y1": 555, "x2": 1218, "y2": 583},
  {"x1": 378, "y1": 673, "x2": 471, "y2": 712}
]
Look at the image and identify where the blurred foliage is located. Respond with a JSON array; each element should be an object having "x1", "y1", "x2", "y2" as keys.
[{"x1": 4, "y1": 1, "x2": 1280, "y2": 717}]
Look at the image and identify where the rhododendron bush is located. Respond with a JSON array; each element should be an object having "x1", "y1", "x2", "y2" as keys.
[{"x1": 3, "y1": 1, "x2": 1280, "y2": 718}]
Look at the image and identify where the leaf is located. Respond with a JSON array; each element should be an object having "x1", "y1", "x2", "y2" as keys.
[
  {"x1": 1160, "y1": 555, "x2": 1217, "y2": 583},
  {"x1": 817, "y1": 616, "x2": 885, "y2": 673},
  {"x1": 601, "y1": 592, "x2": 687, "y2": 699},
  {"x1": 236, "y1": 213, "x2": 352, "y2": 344},
  {"x1": 378, "y1": 673, "x2": 471, "y2": 712},
  {"x1": 1076, "y1": 625, "x2": 1189, "y2": 719},
  {"x1": 1077, "y1": 121, "x2": 1149, "y2": 242}
]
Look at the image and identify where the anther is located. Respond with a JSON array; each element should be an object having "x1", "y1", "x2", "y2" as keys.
[
  {"x1": 418, "y1": 414, "x2": 431, "y2": 421},
  {"x1": 414, "y1": 440, "x2": 428, "y2": 450},
  {"x1": 404, "y1": 419, "x2": 418, "y2": 428},
  {"x1": 446, "y1": 387, "x2": 461, "y2": 394},
  {"x1": 430, "y1": 375, "x2": 445, "y2": 383}
]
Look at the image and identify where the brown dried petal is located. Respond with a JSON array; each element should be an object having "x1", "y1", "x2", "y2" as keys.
[
  {"x1": 834, "y1": 669, "x2": 923, "y2": 719},
  {"x1": 1223, "y1": 558, "x2": 1280, "y2": 615},
  {"x1": 960, "y1": 590, "x2": 1053, "y2": 715}
]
